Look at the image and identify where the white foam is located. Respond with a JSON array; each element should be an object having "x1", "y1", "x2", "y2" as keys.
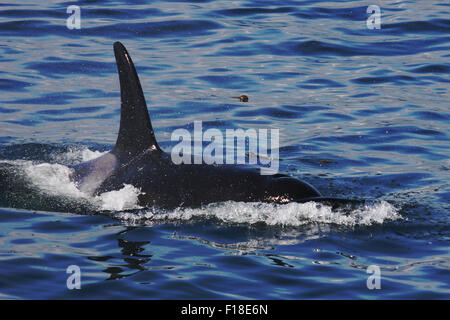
[
  {"x1": 52, "y1": 147, "x2": 106, "y2": 165},
  {"x1": 24, "y1": 162, "x2": 85, "y2": 198},
  {"x1": 94, "y1": 185, "x2": 143, "y2": 211},
  {"x1": 6, "y1": 158, "x2": 143, "y2": 212},
  {"x1": 115, "y1": 200, "x2": 401, "y2": 227}
]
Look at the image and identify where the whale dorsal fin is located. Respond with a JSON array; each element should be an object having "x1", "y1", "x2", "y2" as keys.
[{"x1": 112, "y1": 41, "x2": 161, "y2": 154}]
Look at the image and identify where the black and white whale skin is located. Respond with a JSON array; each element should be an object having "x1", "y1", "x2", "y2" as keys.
[{"x1": 71, "y1": 42, "x2": 326, "y2": 209}]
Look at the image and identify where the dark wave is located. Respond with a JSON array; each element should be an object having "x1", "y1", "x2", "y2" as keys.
[
  {"x1": 382, "y1": 19, "x2": 450, "y2": 35},
  {"x1": 0, "y1": 78, "x2": 32, "y2": 91},
  {"x1": 293, "y1": 6, "x2": 372, "y2": 21},
  {"x1": 351, "y1": 75, "x2": 425, "y2": 85},
  {"x1": 408, "y1": 64, "x2": 450, "y2": 73},
  {"x1": 84, "y1": 20, "x2": 222, "y2": 38}
]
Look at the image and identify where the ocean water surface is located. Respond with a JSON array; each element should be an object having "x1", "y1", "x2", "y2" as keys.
[{"x1": 0, "y1": 0, "x2": 449, "y2": 299}]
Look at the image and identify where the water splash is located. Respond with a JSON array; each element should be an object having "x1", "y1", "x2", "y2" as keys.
[
  {"x1": 51, "y1": 146, "x2": 106, "y2": 165},
  {"x1": 1, "y1": 147, "x2": 143, "y2": 212},
  {"x1": 115, "y1": 200, "x2": 401, "y2": 227},
  {"x1": 95, "y1": 185, "x2": 143, "y2": 211}
]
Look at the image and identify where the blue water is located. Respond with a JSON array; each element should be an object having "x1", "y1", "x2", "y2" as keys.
[{"x1": 0, "y1": 0, "x2": 449, "y2": 299}]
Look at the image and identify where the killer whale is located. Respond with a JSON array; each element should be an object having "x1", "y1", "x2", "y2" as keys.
[{"x1": 71, "y1": 41, "x2": 329, "y2": 209}]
